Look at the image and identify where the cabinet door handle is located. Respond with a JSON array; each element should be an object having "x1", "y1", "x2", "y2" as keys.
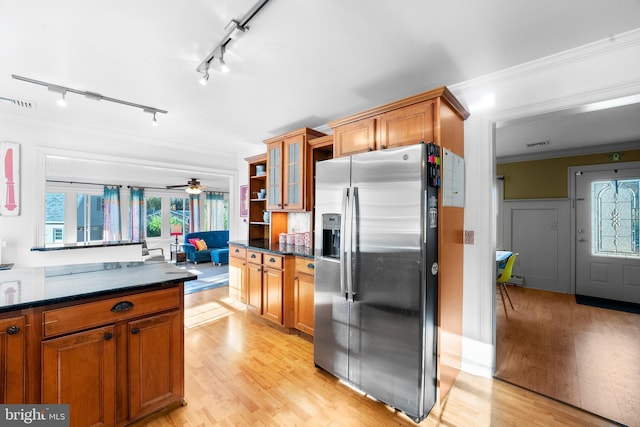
[
  {"x1": 251, "y1": 254, "x2": 257, "y2": 259},
  {"x1": 104, "y1": 332, "x2": 113, "y2": 341},
  {"x1": 368, "y1": 147, "x2": 373, "y2": 152},
  {"x1": 111, "y1": 301, "x2": 134, "y2": 312},
  {"x1": 284, "y1": 203, "x2": 288, "y2": 207},
  {"x1": 269, "y1": 257, "x2": 276, "y2": 263},
  {"x1": 235, "y1": 248, "x2": 240, "y2": 253},
  {"x1": 131, "y1": 327, "x2": 140, "y2": 335},
  {"x1": 6, "y1": 325, "x2": 20, "y2": 335},
  {"x1": 381, "y1": 145, "x2": 387, "y2": 149},
  {"x1": 307, "y1": 263, "x2": 315, "y2": 269}
]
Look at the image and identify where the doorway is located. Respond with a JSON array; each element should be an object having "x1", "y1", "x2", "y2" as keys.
[
  {"x1": 495, "y1": 160, "x2": 640, "y2": 426},
  {"x1": 574, "y1": 165, "x2": 640, "y2": 304}
]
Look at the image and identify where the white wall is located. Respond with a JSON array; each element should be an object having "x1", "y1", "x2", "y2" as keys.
[{"x1": 450, "y1": 28, "x2": 640, "y2": 376}]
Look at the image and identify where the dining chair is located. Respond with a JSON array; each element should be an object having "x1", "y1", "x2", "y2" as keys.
[
  {"x1": 496, "y1": 252, "x2": 518, "y2": 318},
  {"x1": 142, "y1": 241, "x2": 165, "y2": 262}
]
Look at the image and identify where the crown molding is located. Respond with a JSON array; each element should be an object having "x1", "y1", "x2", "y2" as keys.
[{"x1": 452, "y1": 28, "x2": 640, "y2": 94}]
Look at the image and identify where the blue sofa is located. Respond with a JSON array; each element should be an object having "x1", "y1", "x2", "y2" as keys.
[{"x1": 183, "y1": 230, "x2": 229, "y2": 265}]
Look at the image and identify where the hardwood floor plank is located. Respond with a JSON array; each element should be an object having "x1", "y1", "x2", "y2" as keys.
[
  {"x1": 496, "y1": 285, "x2": 640, "y2": 427},
  {"x1": 136, "y1": 286, "x2": 619, "y2": 426}
]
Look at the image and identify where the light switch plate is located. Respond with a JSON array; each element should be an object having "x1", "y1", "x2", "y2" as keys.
[{"x1": 464, "y1": 230, "x2": 474, "y2": 245}]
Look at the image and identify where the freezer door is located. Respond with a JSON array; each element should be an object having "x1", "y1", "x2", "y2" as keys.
[
  {"x1": 314, "y1": 155, "x2": 351, "y2": 381},
  {"x1": 349, "y1": 144, "x2": 433, "y2": 419}
]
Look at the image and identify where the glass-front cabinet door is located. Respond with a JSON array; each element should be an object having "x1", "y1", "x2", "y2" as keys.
[
  {"x1": 267, "y1": 141, "x2": 282, "y2": 210},
  {"x1": 283, "y1": 135, "x2": 305, "y2": 211}
]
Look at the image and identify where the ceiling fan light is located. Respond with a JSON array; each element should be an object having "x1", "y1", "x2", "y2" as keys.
[{"x1": 185, "y1": 186, "x2": 202, "y2": 195}]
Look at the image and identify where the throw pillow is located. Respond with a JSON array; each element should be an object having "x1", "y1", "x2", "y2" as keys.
[
  {"x1": 188, "y1": 238, "x2": 199, "y2": 248},
  {"x1": 195, "y1": 239, "x2": 208, "y2": 251}
]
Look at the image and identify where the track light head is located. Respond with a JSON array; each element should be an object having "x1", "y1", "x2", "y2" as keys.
[
  {"x1": 152, "y1": 112, "x2": 158, "y2": 126},
  {"x1": 57, "y1": 91, "x2": 66, "y2": 107},
  {"x1": 219, "y1": 56, "x2": 229, "y2": 73},
  {"x1": 199, "y1": 63, "x2": 210, "y2": 85}
]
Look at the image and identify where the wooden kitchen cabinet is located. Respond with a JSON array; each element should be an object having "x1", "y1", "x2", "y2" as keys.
[
  {"x1": 228, "y1": 245, "x2": 247, "y2": 303},
  {"x1": 262, "y1": 263, "x2": 283, "y2": 325},
  {"x1": 333, "y1": 117, "x2": 376, "y2": 157},
  {"x1": 377, "y1": 100, "x2": 434, "y2": 150},
  {"x1": 332, "y1": 100, "x2": 435, "y2": 157},
  {"x1": 294, "y1": 257, "x2": 315, "y2": 336},
  {"x1": 264, "y1": 127, "x2": 325, "y2": 212},
  {"x1": 128, "y1": 311, "x2": 182, "y2": 420},
  {"x1": 0, "y1": 314, "x2": 26, "y2": 404},
  {"x1": 246, "y1": 250, "x2": 263, "y2": 314},
  {"x1": 42, "y1": 325, "x2": 116, "y2": 427},
  {"x1": 40, "y1": 285, "x2": 184, "y2": 426}
]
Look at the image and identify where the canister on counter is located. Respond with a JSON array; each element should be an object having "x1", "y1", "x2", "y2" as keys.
[
  {"x1": 279, "y1": 233, "x2": 286, "y2": 244},
  {"x1": 286, "y1": 233, "x2": 295, "y2": 245},
  {"x1": 295, "y1": 232, "x2": 305, "y2": 246}
]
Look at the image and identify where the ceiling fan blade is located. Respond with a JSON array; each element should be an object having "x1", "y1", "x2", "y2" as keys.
[{"x1": 166, "y1": 184, "x2": 188, "y2": 189}]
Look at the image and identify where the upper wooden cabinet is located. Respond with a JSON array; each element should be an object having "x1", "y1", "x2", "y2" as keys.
[
  {"x1": 329, "y1": 87, "x2": 469, "y2": 158},
  {"x1": 264, "y1": 127, "x2": 325, "y2": 212}
]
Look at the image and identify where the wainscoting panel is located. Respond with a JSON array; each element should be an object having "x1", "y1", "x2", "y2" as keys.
[{"x1": 503, "y1": 199, "x2": 570, "y2": 293}]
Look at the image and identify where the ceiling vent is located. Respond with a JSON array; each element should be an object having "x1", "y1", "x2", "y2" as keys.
[
  {"x1": 0, "y1": 95, "x2": 36, "y2": 110},
  {"x1": 526, "y1": 140, "x2": 549, "y2": 148}
]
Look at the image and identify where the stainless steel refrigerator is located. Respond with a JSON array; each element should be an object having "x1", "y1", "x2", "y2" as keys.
[{"x1": 314, "y1": 143, "x2": 440, "y2": 423}]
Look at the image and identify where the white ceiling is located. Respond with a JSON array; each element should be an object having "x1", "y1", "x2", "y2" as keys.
[{"x1": 2, "y1": 0, "x2": 640, "y2": 186}]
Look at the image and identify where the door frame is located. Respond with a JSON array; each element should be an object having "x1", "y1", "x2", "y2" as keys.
[{"x1": 568, "y1": 160, "x2": 640, "y2": 295}]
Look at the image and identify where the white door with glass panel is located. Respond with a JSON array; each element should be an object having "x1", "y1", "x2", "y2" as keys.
[{"x1": 575, "y1": 168, "x2": 640, "y2": 303}]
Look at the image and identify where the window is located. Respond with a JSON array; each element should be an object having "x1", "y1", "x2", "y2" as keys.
[
  {"x1": 77, "y1": 194, "x2": 104, "y2": 242},
  {"x1": 591, "y1": 178, "x2": 640, "y2": 257},
  {"x1": 170, "y1": 197, "x2": 190, "y2": 234},
  {"x1": 146, "y1": 196, "x2": 162, "y2": 238},
  {"x1": 45, "y1": 193, "x2": 65, "y2": 244}
]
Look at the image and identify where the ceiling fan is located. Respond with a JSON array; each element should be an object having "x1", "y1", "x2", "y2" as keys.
[{"x1": 166, "y1": 178, "x2": 204, "y2": 194}]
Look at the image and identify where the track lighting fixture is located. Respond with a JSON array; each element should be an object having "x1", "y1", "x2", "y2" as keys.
[
  {"x1": 218, "y1": 46, "x2": 229, "y2": 73},
  {"x1": 48, "y1": 85, "x2": 67, "y2": 107},
  {"x1": 199, "y1": 63, "x2": 210, "y2": 86},
  {"x1": 12, "y1": 74, "x2": 167, "y2": 124},
  {"x1": 195, "y1": 0, "x2": 271, "y2": 82}
]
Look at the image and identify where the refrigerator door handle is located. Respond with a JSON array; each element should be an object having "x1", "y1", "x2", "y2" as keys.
[
  {"x1": 345, "y1": 187, "x2": 354, "y2": 301},
  {"x1": 350, "y1": 186, "x2": 359, "y2": 300},
  {"x1": 340, "y1": 187, "x2": 349, "y2": 299}
]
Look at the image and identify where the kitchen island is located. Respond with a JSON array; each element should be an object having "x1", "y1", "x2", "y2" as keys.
[{"x1": 0, "y1": 261, "x2": 196, "y2": 426}]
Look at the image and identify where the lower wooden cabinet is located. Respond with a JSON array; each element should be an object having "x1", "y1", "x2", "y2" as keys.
[
  {"x1": 128, "y1": 311, "x2": 182, "y2": 420},
  {"x1": 229, "y1": 245, "x2": 247, "y2": 303},
  {"x1": 1, "y1": 284, "x2": 185, "y2": 426},
  {"x1": 262, "y1": 266, "x2": 283, "y2": 325},
  {"x1": 0, "y1": 315, "x2": 26, "y2": 404},
  {"x1": 246, "y1": 250, "x2": 264, "y2": 314},
  {"x1": 42, "y1": 325, "x2": 116, "y2": 427},
  {"x1": 229, "y1": 248, "x2": 313, "y2": 334},
  {"x1": 294, "y1": 257, "x2": 315, "y2": 336}
]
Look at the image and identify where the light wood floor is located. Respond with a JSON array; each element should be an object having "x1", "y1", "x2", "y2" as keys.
[
  {"x1": 496, "y1": 285, "x2": 640, "y2": 427},
  {"x1": 138, "y1": 286, "x2": 618, "y2": 426}
]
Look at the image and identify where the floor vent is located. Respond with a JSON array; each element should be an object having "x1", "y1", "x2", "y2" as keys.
[{"x1": 0, "y1": 95, "x2": 36, "y2": 110}]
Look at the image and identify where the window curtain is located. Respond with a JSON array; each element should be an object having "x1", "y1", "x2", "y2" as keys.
[
  {"x1": 103, "y1": 185, "x2": 122, "y2": 241},
  {"x1": 189, "y1": 193, "x2": 200, "y2": 233},
  {"x1": 205, "y1": 192, "x2": 227, "y2": 230},
  {"x1": 129, "y1": 187, "x2": 145, "y2": 242}
]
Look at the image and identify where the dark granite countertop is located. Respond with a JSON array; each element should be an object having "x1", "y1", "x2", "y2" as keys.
[
  {"x1": 229, "y1": 240, "x2": 314, "y2": 259},
  {"x1": 0, "y1": 261, "x2": 196, "y2": 313},
  {"x1": 31, "y1": 240, "x2": 142, "y2": 252}
]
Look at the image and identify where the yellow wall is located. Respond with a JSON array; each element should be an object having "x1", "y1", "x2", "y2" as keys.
[{"x1": 497, "y1": 149, "x2": 640, "y2": 199}]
